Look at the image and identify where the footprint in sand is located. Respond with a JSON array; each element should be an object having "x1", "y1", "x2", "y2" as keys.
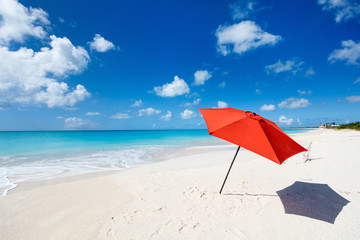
[
  {"x1": 106, "y1": 228, "x2": 114, "y2": 237},
  {"x1": 178, "y1": 224, "x2": 187, "y2": 233}
]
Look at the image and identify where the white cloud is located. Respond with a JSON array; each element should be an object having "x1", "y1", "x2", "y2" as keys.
[
  {"x1": 278, "y1": 115, "x2": 293, "y2": 126},
  {"x1": 0, "y1": 0, "x2": 50, "y2": 45},
  {"x1": 256, "y1": 89, "x2": 262, "y2": 94},
  {"x1": 215, "y1": 21, "x2": 281, "y2": 56},
  {"x1": 180, "y1": 109, "x2": 197, "y2": 119},
  {"x1": 183, "y1": 98, "x2": 201, "y2": 107},
  {"x1": 193, "y1": 98, "x2": 201, "y2": 105},
  {"x1": 110, "y1": 113, "x2": 131, "y2": 119},
  {"x1": 278, "y1": 97, "x2": 311, "y2": 109},
  {"x1": 354, "y1": 77, "x2": 360, "y2": 84},
  {"x1": 154, "y1": 76, "x2": 190, "y2": 97},
  {"x1": 39, "y1": 36, "x2": 90, "y2": 76},
  {"x1": 216, "y1": 101, "x2": 228, "y2": 108},
  {"x1": 63, "y1": 107, "x2": 79, "y2": 111},
  {"x1": 0, "y1": 0, "x2": 90, "y2": 109},
  {"x1": 328, "y1": 40, "x2": 360, "y2": 65},
  {"x1": 138, "y1": 107, "x2": 161, "y2": 116},
  {"x1": 229, "y1": 0, "x2": 257, "y2": 20},
  {"x1": 34, "y1": 83, "x2": 90, "y2": 108},
  {"x1": 160, "y1": 111, "x2": 172, "y2": 121},
  {"x1": 265, "y1": 58, "x2": 304, "y2": 75},
  {"x1": 218, "y1": 81, "x2": 226, "y2": 88},
  {"x1": 346, "y1": 95, "x2": 360, "y2": 102},
  {"x1": 188, "y1": 92, "x2": 200, "y2": 98},
  {"x1": 0, "y1": 28, "x2": 90, "y2": 108},
  {"x1": 132, "y1": 99, "x2": 142, "y2": 107},
  {"x1": 193, "y1": 70, "x2": 212, "y2": 86},
  {"x1": 298, "y1": 90, "x2": 306, "y2": 95},
  {"x1": 88, "y1": 34, "x2": 116, "y2": 52},
  {"x1": 64, "y1": 117, "x2": 95, "y2": 129},
  {"x1": 305, "y1": 67, "x2": 315, "y2": 76},
  {"x1": 86, "y1": 112, "x2": 100, "y2": 116},
  {"x1": 260, "y1": 104, "x2": 275, "y2": 111},
  {"x1": 56, "y1": 116, "x2": 64, "y2": 119},
  {"x1": 297, "y1": 90, "x2": 312, "y2": 95},
  {"x1": 318, "y1": 0, "x2": 360, "y2": 23}
]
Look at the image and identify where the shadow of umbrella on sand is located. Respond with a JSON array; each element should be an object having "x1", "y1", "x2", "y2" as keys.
[{"x1": 276, "y1": 181, "x2": 350, "y2": 224}]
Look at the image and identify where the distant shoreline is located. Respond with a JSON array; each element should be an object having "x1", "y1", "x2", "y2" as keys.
[{"x1": 0, "y1": 127, "x2": 319, "y2": 132}]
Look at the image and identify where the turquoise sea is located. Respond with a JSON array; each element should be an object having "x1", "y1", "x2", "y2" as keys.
[{"x1": 0, "y1": 129, "x2": 309, "y2": 196}]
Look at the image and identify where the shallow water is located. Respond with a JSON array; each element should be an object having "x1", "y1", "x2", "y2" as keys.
[{"x1": 0, "y1": 128, "x2": 310, "y2": 196}]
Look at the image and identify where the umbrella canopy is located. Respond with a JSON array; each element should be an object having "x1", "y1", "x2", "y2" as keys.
[{"x1": 199, "y1": 107, "x2": 307, "y2": 165}]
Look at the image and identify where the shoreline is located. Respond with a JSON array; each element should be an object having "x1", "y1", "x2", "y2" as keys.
[
  {"x1": 1, "y1": 128, "x2": 360, "y2": 239},
  {"x1": 5, "y1": 141, "x2": 236, "y2": 196},
  {"x1": 1, "y1": 139, "x2": 231, "y2": 197},
  {"x1": 4, "y1": 129, "x2": 312, "y2": 197}
]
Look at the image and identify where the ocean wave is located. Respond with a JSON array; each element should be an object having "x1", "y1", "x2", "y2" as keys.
[
  {"x1": 0, "y1": 168, "x2": 17, "y2": 197},
  {"x1": 0, "y1": 145, "x2": 175, "y2": 197}
]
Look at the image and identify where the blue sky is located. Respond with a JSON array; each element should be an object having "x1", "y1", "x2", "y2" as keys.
[{"x1": 0, "y1": 0, "x2": 359, "y2": 130}]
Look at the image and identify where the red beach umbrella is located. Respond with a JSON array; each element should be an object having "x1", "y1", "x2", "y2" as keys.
[{"x1": 198, "y1": 107, "x2": 307, "y2": 194}]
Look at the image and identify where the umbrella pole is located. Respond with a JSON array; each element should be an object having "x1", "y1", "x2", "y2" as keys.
[{"x1": 219, "y1": 146, "x2": 241, "y2": 194}]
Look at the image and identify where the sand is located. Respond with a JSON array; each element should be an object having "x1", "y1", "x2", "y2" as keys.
[{"x1": 1, "y1": 129, "x2": 360, "y2": 239}]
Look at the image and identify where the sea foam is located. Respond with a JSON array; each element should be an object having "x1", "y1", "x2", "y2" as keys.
[
  {"x1": 0, "y1": 145, "x2": 174, "y2": 197},
  {"x1": 0, "y1": 168, "x2": 17, "y2": 197}
]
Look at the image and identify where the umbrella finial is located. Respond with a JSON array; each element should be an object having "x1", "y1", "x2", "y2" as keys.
[{"x1": 245, "y1": 111, "x2": 262, "y2": 120}]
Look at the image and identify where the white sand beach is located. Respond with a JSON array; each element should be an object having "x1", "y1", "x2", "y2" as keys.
[{"x1": 1, "y1": 129, "x2": 360, "y2": 239}]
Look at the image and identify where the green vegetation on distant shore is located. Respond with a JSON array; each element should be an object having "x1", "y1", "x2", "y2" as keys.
[{"x1": 337, "y1": 122, "x2": 360, "y2": 131}]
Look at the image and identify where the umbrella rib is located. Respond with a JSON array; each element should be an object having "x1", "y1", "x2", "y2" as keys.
[{"x1": 257, "y1": 121, "x2": 282, "y2": 164}]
